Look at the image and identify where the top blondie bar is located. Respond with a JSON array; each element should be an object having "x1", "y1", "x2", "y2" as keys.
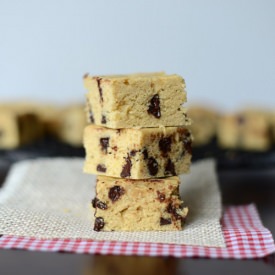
[{"x1": 83, "y1": 72, "x2": 191, "y2": 128}]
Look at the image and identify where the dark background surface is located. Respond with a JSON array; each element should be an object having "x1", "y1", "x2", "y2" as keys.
[{"x1": 0, "y1": 155, "x2": 275, "y2": 274}]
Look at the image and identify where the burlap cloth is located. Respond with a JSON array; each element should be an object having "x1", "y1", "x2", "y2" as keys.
[{"x1": 0, "y1": 158, "x2": 225, "y2": 247}]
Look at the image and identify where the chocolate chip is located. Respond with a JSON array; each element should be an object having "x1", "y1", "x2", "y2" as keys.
[
  {"x1": 97, "y1": 201, "x2": 107, "y2": 210},
  {"x1": 157, "y1": 191, "x2": 166, "y2": 202},
  {"x1": 160, "y1": 217, "x2": 172, "y2": 225},
  {"x1": 142, "y1": 148, "x2": 148, "y2": 160},
  {"x1": 92, "y1": 197, "x2": 97, "y2": 208},
  {"x1": 167, "y1": 203, "x2": 174, "y2": 214},
  {"x1": 92, "y1": 198, "x2": 107, "y2": 210},
  {"x1": 89, "y1": 111, "x2": 95, "y2": 123},
  {"x1": 159, "y1": 137, "x2": 172, "y2": 156},
  {"x1": 100, "y1": 137, "x2": 109, "y2": 153},
  {"x1": 130, "y1": 150, "x2": 137, "y2": 156},
  {"x1": 185, "y1": 130, "x2": 191, "y2": 137},
  {"x1": 120, "y1": 154, "x2": 132, "y2": 178},
  {"x1": 108, "y1": 186, "x2": 125, "y2": 202},
  {"x1": 86, "y1": 98, "x2": 94, "y2": 123},
  {"x1": 147, "y1": 94, "x2": 161, "y2": 118},
  {"x1": 165, "y1": 159, "x2": 176, "y2": 176},
  {"x1": 94, "y1": 217, "x2": 105, "y2": 231},
  {"x1": 97, "y1": 164, "x2": 106, "y2": 173},
  {"x1": 101, "y1": 115, "x2": 107, "y2": 124},
  {"x1": 147, "y1": 157, "x2": 158, "y2": 176},
  {"x1": 112, "y1": 146, "x2": 118, "y2": 151},
  {"x1": 183, "y1": 137, "x2": 192, "y2": 155},
  {"x1": 96, "y1": 77, "x2": 103, "y2": 102},
  {"x1": 83, "y1": 73, "x2": 89, "y2": 78},
  {"x1": 167, "y1": 203, "x2": 184, "y2": 221},
  {"x1": 237, "y1": 115, "x2": 245, "y2": 125}
]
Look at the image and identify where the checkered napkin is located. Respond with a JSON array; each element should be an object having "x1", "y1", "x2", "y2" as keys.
[{"x1": 0, "y1": 204, "x2": 274, "y2": 258}]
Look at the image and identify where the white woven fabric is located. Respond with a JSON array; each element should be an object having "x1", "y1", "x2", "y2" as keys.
[{"x1": 0, "y1": 158, "x2": 225, "y2": 247}]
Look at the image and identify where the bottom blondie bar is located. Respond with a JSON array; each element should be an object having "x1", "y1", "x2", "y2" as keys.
[{"x1": 92, "y1": 176, "x2": 188, "y2": 231}]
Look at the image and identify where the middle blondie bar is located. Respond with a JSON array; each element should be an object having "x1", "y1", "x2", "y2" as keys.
[{"x1": 83, "y1": 124, "x2": 192, "y2": 179}]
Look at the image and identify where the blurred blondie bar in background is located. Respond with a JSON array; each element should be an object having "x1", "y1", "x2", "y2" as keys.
[{"x1": 0, "y1": 102, "x2": 86, "y2": 149}]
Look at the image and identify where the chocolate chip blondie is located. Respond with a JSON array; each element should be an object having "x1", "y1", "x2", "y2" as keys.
[
  {"x1": 217, "y1": 110, "x2": 271, "y2": 151},
  {"x1": 0, "y1": 109, "x2": 43, "y2": 149},
  {"x1": 92, "y1": 175, "x2": 188, "y2": 231},
  {"x1": 84, "y1": 72, "x2": 191, "y2": 128},
  {"x1": 83, "y1": 125, "x2": 192, "y2": 179}
]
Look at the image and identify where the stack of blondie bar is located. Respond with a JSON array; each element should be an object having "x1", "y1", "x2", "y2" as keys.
[{"x1": 83, "y1": 72, "x2": 193, "y2": 231}]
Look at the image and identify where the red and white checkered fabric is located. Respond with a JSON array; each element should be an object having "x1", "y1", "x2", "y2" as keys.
[{"x1": 0, "y1": 204, "x2": 274, "y2": 259}]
